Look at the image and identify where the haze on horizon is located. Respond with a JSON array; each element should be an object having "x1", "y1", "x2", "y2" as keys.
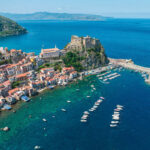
[{"x1": 0, "y1": 0, "x2": 150, "y2": 18}]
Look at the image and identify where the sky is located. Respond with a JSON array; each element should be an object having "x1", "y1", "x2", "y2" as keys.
[{"x1": 0, "y1": 0, "x2": 150, "y2": 18}]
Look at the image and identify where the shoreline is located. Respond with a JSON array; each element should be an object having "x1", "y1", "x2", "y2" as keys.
[{"x1": 1, "y1": 58, "x2": 150, "y2": 117}]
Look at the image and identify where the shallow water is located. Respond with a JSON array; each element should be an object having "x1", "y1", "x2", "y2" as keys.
[{"x1": 0, "y1": 70, "x2": 150, "y2": 150}]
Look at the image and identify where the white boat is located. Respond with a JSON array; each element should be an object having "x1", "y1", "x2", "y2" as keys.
[
  {"x1": 80, "y1": 119, "x2": 87, "y2": 122},
  {"x1": 67, "y1": 100, "x2": 71, "y2": 103},
  {"x1": 34, "y1": 145, "x2": 41, "y2": 150},
  {"x1": 117, "y1": 105, "x2": 123, "y2": 108},
  {"x1": 97, "y1": 100, "x2": 102, "y2": 103},
  {"x1": 111, "y1": 121, "x2": 119, "y2": 124},
  {"x1": 112, "y1": 114, "x2": 120, "y2": 117},
  {"x1": 61, "y1": 109, "x2": 66, "y2": 112},
  {"x1": 84, "y1": 111, "x2": 90, "y2": 115},
  {"x1": 100, "y1": 97, "x2": 105, "y2": 100},
  {"x1": 110, "y1": 124, "x2": 117, "y2": 127},
  {"x1": 114, "y1": 112, "x2": 120, "y2": 114},
  {"x1": 93, "y1": 105, "x2": 98, "y2": 109},
  {"x1": 87, "y1": 96, "x2": 91, "y2": 98},
  {"x1": 42, "y1": 118, "x2": 47, "y2": 122},
  {"x1": 113, "y1": 116, "x2": 120, "y2": 120},
  {"x1": 94, "y1": 102, "x2": 100, "y2": 106},
  {"x1": 81, "y1": 115, "x2": 88, "y2": 119}
]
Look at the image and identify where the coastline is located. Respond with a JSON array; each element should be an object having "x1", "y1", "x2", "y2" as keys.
[{"x1": 1, "y1": 58, "x2": 150, "y2": 116}]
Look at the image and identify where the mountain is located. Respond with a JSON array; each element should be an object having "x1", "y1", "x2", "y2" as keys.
[
  {"x1": 0, "y1": 15, "x2": 27, "y2": 37},
  {"x1": 0, "y1": 12, "x2": 111, "y2": 21}
]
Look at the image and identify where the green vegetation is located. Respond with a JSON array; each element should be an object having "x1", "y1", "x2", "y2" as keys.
[
  {"x1": 62, "y1": 52, "x2": 84, "y2": 72},
  {"x1": 12, "y1": 81, "x2": 21, "y2": 88},
  {"x1": 54, "y1": 62, "x2": 62, "y2": 72},
  {"x1": 0, "y1": 15, "x2": 27, "y2": 37},
  {"x1": 0, "y1": 59, "x2": 11, "y2": 65},
  {"x1": 37, "y1": 63, "x2": 52, "y2": 71}
]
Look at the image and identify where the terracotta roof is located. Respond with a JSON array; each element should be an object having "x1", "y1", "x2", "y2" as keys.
[
  {"x1": 3, "y1": 80, "x2": 11, "y2": 86},
  {"x1": 8, "y1": 88, "x2": 19, "y2": 95},
  {"x1": 16, "y1": 72, "x2": 30, "y2": 78}
]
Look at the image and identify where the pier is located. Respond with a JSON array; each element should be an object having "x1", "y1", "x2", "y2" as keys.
[{"x1": 109, "y1": 58, "x2": 150, "y2": 84}]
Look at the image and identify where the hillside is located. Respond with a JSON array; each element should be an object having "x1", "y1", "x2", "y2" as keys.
[
  {"x1": 0, "y1": 15, "x2": 27, "y2": 37},
  {"x1": 0, "y1": 12, "x2": 111, "y2": 21},
  {"x1": 62, "y1": 35, "x2": 108, "y2": 71}
]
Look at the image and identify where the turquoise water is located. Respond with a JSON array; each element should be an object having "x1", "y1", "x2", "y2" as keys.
[{"x1": 0, "y1": 19, "x2": 150, "y2": 150}]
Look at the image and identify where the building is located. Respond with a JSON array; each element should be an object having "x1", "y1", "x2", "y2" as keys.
[{"x1": 40, "y1": 46, "x2": 61, "y2": 59}]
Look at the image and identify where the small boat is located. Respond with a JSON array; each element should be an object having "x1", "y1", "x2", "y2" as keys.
[
  {"x1": 42, "y1": 118, "x2": 47, "y2": 122},
  {"x1": 110, "y1": 124, "x2": 117, "y2": 127},
  {"x1": 111, "y1": 121, "x2": 119, "y2": 124},
  {"x1": 49, "y1": 85, "x2": 55, "y2": 89},
  {"x1": 2, "y1": 104, "x2": 12, "y2": 110},
  {"x1": 87, "y1": 96, "x2": 91, "y2": 98},
  {"x1": 61, "y1": 109, "x2": 66, "y2": 112},
  {"x1": 114, "y1": 111, "x2": 120, "y2": 114},
  {"x1": 95, "y1": 102, "x2": 100, "y2": 106},
  {"x1": 80, "y1": 119, "x2": 87, "y2": 122},
  {"x1": 100, "y1": 97, "x2": 105, "y2": 100},
  {"x1": 21, "y1": 95, "x2": 30, "y2": 102},
  {"x1": 117, "y1": 105, "x2": 123, "y2": 108},
  {"x1": 81, "y1": 116, "x2": 88, "y2": 120},
  {"x1": 114, "y1": 109, "x2": 120, "y2": 112},
  {"x1": 84, "y1": 111, "x2": 90, "y2": 115},
  {"x1": 89, "y1": 108, "x2": 94, "y2": 112},
  {"x1": 113, "y1": 116, "x2": 120, "y2": 120},
  {"x1": 97, "y1": 100, "x2": 102, "y2": 103},
  {"x1": 67, "y1": 100, "x2": 71, "y2": 103},
  {"x1": 34, "y1": 145, "x2": 41, "y2": 150},
  {"x1": 93, "y1": 105, "x2": 98, "y2": 109}
]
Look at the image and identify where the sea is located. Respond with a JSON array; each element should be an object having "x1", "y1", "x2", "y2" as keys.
[{"x1": 0, "y1": 19, "x2": 150, "y2": 150}]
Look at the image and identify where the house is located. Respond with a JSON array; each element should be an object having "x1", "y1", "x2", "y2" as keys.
[
  {"x1": 14, "y1": 91, "x2": 25, "y2": 100},
  {"x1": 15, "y1": 72, "x2": 30, "y2": 81},
  {"x1": 69, "y1": 71, "x2": 77, "y2": 79},
  {"x1": 40, "y1": 46, "x2": 61, "y2": 59},
  {"x1": 62, "y1": 67, "x2": 75, "y2": 75},
  {"x1": 0, "y1": 96, "x2": 6, "y2": 108},
  {"x1": 8, "y1": 88, "x2": 19, "y2": 96},
  {"x1": 5, "y1": 96, "x2": 16, "y2": 105},
  {"x1": 40, "y1": 68, "x2": 54, "y2": 74},
  {"x1": 45, "y1": 78, "x2": 57, "y2": 86},
  {"x1": 20, "y1": 62, "x2": 34, "y2": 73},
  {"x1": 58, "y1": 75, "x2": 69, "y2": 85},
  {"x1": 29, "y1": 81, "x2": 45, "y2": 90}
]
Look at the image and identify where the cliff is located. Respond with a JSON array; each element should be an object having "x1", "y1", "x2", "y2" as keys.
[
  {"x1": 63, "y1": 35, "x2": 108, "y2": 71},
  {"x1": 0, "y1": 15, "x2": 27, "y2": 37}
]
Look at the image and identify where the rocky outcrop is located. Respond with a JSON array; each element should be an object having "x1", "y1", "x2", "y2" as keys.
[
  {"x1": 64, "y1": 35, "x2": 108, "y2": 70},
  {"x1": 0, "y1": 15, "x2": 27, "y2": 37}
]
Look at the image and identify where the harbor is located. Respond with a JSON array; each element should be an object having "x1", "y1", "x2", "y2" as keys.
[{"x1": 109, "y1": 58, "x2": 150, "y2": 84}]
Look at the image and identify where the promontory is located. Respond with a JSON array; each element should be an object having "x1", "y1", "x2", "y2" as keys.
[{"x1": 0, "y1": 15, "x2": 27, "y2": 37}]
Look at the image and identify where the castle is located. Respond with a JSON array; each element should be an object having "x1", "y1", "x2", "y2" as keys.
[{"x1": 65, "y1": 35, "x2": 101, "y2": 51}]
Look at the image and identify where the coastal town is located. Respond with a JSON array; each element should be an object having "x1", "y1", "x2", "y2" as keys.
[
  {"x1": 0, "y1": 35, "x2": 149, "y2": 113},
  {"x1": 0, "y1": 35, "x2": 109, "y2": 111},
  {"x1": 0, "y1": 44, "x2": 78, "y2": 110}
]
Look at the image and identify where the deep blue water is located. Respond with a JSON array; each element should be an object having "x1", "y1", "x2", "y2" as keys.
[
  {"x1": 0, "y1": 19, "x2": 150, "y2": 150},
  {"x1": 0, "y1": 19, "x2": 150, "y2": 67}
]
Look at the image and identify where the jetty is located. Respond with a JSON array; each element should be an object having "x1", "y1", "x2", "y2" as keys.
[{"x1": 109, "y1": 58, "x2": 150, "y2": 84}]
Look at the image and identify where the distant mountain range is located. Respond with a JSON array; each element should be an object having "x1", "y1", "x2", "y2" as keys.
[
  {"x1": 0, "y1": 15, "x2": 27, "y2": 37},
  {"x1": 0, "y1": 12, "x2": 112, "y2": 21}
]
